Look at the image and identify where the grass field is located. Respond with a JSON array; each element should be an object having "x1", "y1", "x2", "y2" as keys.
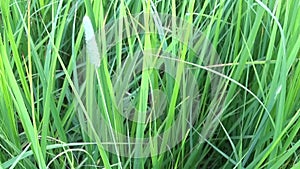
[{"x1": 0, "y1": 0, "x2": 300, "y2": 168}]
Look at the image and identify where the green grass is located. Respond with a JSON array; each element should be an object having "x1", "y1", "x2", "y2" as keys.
[{"x1": 0, "y1": 0, "x2": 300, "y2": 168}]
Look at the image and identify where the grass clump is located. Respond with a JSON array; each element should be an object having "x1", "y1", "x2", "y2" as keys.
[{"x1": 0, "y1": 0, "x2": 300, "y2": 168}]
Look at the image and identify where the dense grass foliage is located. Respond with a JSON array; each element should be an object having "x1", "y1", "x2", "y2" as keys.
[{"x1": 0, "y1": 0, "x2": 300, "y2": 168}]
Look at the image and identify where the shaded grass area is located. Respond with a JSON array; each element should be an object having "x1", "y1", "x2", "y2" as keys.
[{"x1": 0, "y1": 0, "x2": 300, "y2": 168}]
